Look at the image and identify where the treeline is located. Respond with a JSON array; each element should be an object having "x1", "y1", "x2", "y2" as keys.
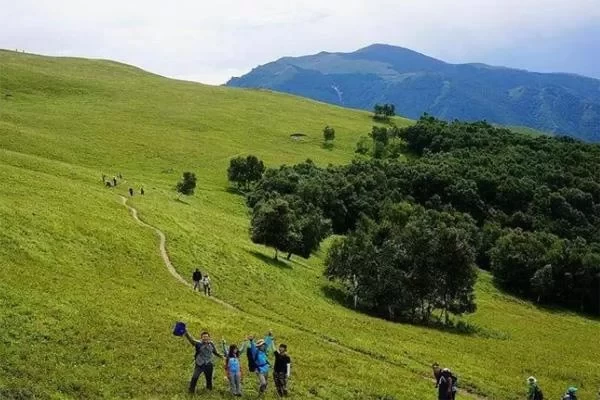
[{"x1": 238, "y1": 115, "x2": 600, "y2": 319}]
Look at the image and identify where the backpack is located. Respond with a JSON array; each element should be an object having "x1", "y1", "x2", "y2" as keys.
[
  {"x1": 247, "y1": 347, "x2": 257, "y2": 372},
  {"x1": 450, "y1": 373, "x2": 458, "y2": 389},
  {"x1": 533, "y1": 386, "x2": 544, "y2": 400}
]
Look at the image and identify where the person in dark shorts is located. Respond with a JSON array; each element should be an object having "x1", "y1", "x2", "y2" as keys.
[
  {"x1": 183, "y1": 330, "x2": 222, "y2": 393},
  {"x1": 273, "y1": 343, "x2": 291, "y2": 397},
  {"x1": 128, "y1": 188, "x2": 134, "y2": 196},
  {"x1": 192, "y1": 269, "x2": 202, "y2": 291}
]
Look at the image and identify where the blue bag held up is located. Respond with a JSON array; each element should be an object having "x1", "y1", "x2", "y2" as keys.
[{"x1": 173, "y1": 321, "x2": 186, "y2": 336}]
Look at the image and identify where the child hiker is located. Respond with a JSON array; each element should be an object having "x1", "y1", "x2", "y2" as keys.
[
  {"x1": 273, "y1": 343, "x2": 291, "y2": 397},
  {"x1": 222, "y1": 339, "x2": 246, "y2": 397}
]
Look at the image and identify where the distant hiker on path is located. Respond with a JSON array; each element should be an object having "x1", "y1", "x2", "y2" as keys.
[
  {"x1": 437, "y1": 368, "x2": 455, "y2": 400},
  {"x1": 113, "y1": 177, "x2": 117, "y2": 186},
  {"x1": 432, "y1": 362, "x2": 442, "y2": 386},
  {"x1": 140, "y1": 187, "x2": 145, "y2": 195},
  {"x1": 563, "y1": 387, "x2": 578, "y2": 400},
  {"x1": 128, "y1": 188, "x2": 134, "y2": 197},
  {"x1": 248, "y1": 335, "x2": 271, "y2": 395},
  {"x1": 183, "y1": 329, "x2": 222, "y2": 393},
  {"x1": 527, "y1": 376, "x2": 543, "y2": 400},
  {"x1": 202, "y1": 274, "x2": 212, "y2": 296},
  {"x1": 273, "y1": 343, "x2": 291, "y2": 397},
  {"x1": 192, "y1": 269, "x2": 202, "y2": 291}
]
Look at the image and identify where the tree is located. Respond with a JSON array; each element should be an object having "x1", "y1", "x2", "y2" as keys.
[
  {"x1": 373, "y1": 104, "x2": 395, "y2": 120},
  {"x1": 176, "y1": 172, "x2": 197, "y2": 197},
  {"x1": 283, "y1": 202, "x2": 331, "y2": 260},
  {"x1": 326, "y1": 207, "x2": 478, "y2": 323},
  {"x1": 323, "y1": 126, "x2": 335, "y2": 142},
  {"x1": 228, "y1": 155, "x2": 265, "y2": 190},
  {"x1": 250, "y1": 197, "x2": 294, "y2": 260}
]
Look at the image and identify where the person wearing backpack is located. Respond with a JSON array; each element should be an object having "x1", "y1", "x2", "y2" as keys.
[
  {"x1": 183, "y1": 329, "x2": 223, "y2": 393},
  {"x1": 562, "y1": 387, "x2": 578, "y2": 400},
  {"x1": 248, "y1": 335, "x2": 271, "y2": 395},
  {"x1": 438, "y1": 368, "x2": 456, "y2": 400},
  {"x1": 527, "y1": 376, "x2": 544, "y2": 400},
  {"x1": 222, "y1": 342, "x2": 243, "y2": 397}
]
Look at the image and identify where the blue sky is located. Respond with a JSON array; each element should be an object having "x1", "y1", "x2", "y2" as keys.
[{"x1": 1, "y1": 0, "x2": 599, "y2": 84}]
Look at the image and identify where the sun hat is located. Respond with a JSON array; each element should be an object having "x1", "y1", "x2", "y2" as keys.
[
  {"x1": 256, "y1": 339, "x2": 265, "y2": 346},
  {"x1": 527, "y1": 376, "x2": 537, "y2": 384},
  {"x1": 567, "y1": 387, "x2": 578, "y2": 393}
]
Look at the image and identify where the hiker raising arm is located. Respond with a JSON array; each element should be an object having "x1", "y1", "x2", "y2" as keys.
[{"x1": 184, "y1": 330, "x2": 198, "y2": 346}]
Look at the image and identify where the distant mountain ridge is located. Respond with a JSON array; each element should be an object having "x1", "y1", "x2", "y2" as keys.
[{"x1": 226, "y1": 44, "x2": 600, "y2": 142}]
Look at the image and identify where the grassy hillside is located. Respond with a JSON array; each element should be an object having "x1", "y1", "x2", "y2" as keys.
[{"x1": 1, "y1": 50, "x2": 599, "y2": 400}]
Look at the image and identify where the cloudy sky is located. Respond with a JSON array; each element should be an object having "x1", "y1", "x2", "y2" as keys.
[{"x1": 2, "y1": 0, "x2": 599, "y2": 84}]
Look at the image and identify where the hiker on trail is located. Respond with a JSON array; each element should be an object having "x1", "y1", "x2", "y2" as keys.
[
  {"x1": 437, "y1": 368, "x2": 455, "y2": 400},
  {"x1": 221, "y1": 339, "x2": 245, "y2": 397},
  {"x1": 192, "y1": 268, "x2": 202, "y2": 291},
  {"x1": 432, "y1": 362, "x2": 442, "y2": 387},
  {"x1": 183, "y1": 329, "x2": 223, "y2": 393},
  {"x1": 113, "y1": 177, "x2": 117, "y2": 186},
  {"x1": 249, "y1": 335, "x2": 272, "y2": 395},
  {"x1": 128, "y1": 188, "x2": 134, "y2": 197},
  {"x1": 562, "y1": 387, "x2": 578, "y2": 400},
  {"x1": 527, "y1": 376, "x2": 544, "y2": 400},
  {"x1": 202, "y1": 274, "x2": 211, "y2": 296},
  {"x1": 273, "y1": 343, "x2": 291, "y2": 397},
  {"x1": 140, "y1": 187, "x2": 145, "y2": 195}
]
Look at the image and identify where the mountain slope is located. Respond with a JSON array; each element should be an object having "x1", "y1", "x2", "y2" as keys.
[
  {"x1": 226, "y1": 44, "x2": 600, "y2": 142},
  {"x1": 1, "y1": 50, "x2": 600, "y2": 399}
]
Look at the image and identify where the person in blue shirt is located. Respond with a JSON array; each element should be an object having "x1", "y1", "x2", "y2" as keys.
[
  {"x1": 248, "y1": 334, "x2": 273, "y2": 395},
  {"x1": 224, "y1": 343, "x2": 243, "y2": 397}
]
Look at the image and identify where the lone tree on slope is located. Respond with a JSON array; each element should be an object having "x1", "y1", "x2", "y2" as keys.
[
  {"x1": 323, "y1": 125, "x2": 336, "y2": 142},
  {"x1": 176, "y1": 171, "x2": 197, "y2": 198}
]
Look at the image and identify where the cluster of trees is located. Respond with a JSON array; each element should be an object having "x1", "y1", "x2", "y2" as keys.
[
  {"x1": 228, "y1": 155, "x2": 266, "y2": 190},
  {"x1": 326, "y1": 203, "x2": 477, "y2": 322},
  {"x1": 373, "y1": 103, "x2": 395, "y2": 121},
  {"x1": 241, "y1": 115, "x2": 600, "y2": 318}
]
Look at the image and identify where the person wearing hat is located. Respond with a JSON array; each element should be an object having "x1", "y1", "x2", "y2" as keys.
[
  {"x1": 563, "y1": 387, "x2": 578, "y2": 400},
  {"x1": 527, "y1": 376, "x2": 544, "y2": 400},
  {"x1": 248, "y1": 335, "x2": 271, "y2": 395}
]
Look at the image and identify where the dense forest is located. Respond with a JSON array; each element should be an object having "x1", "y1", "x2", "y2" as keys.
[{"x1": 239, "y1": 116, "x2": 600, "y2": 321}]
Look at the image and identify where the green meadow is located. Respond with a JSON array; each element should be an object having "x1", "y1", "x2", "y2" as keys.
[{"x1": 0, "y1": 50, "x2": 598, "y2": 400}]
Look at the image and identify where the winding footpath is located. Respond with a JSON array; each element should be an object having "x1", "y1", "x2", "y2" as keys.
[{"x1": 119, "y1": 195, "x2": 486, "y2": 399}]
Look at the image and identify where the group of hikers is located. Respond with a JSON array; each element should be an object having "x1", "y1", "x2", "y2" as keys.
[
  {"x1": 527, "y1": 376, "x2": 580, "y2": 400},
  {"x1": 431, "y1": 364, "x2": 580, "y2": 400},
  {"x1": 180, "y1": 328, "x2": 291, "y2": 397},
  {"x1": 192, "y1": 268, "x2": 212, "y2": 296},
  {"x1": 102, "y1": 173, "x2": 144, "y2": 196}
]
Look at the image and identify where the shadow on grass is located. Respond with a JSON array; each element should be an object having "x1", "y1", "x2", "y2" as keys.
[
  {"x1": 321, "y1": 284, "x2": 509, "y2": 338},
  {"x1": 225, "y1": 186, "x2": 247, "y2": 197},
  {"x1": 321, "y1": 142, "x2": 334, "y2": 151},
  {"x1": 246, "y1": 249, "x2": 293, "y2": 269},
  {"x1": 490, "y1": 280, "x2": 600, "y2": 322}
]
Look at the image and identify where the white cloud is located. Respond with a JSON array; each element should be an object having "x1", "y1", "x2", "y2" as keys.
[{"x1": 1, "y1": 0, "x2": 599, "y2": 84}]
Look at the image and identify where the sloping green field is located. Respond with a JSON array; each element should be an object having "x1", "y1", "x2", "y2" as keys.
[{"x1": 0, "y1": 50, "x2": 598, "y2": 400}]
